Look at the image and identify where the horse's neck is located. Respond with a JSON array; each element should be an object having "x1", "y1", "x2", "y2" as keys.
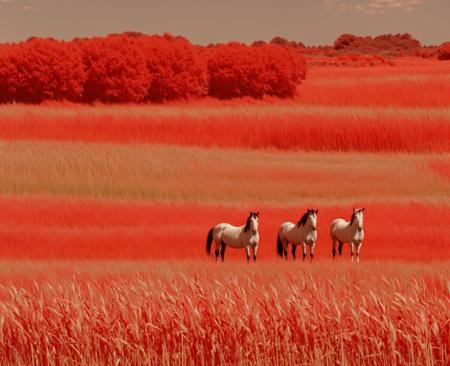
[
  {"x1": 297, "y1": 223, "x2": 311, "y2": 235},
  {"x1": 347, "y1": 221, "x2": 360, "y2": 233},
  {"x1": 242, "y1": 227, "x2": 257, "y2": 237}
]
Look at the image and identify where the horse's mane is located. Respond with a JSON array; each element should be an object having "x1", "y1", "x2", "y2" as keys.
[
  {"x1": 349, "y1": 211, "x2": 356, "y2": 225},
  {"x1": 350, "y1": 209, "x2": 363, "y2": 224},
  {"x1": 297, "y1": 210, "x2": 310, "y2": 226},
  {"x1": 244, "y1": 213, "x2": 253, "y2": 232}
]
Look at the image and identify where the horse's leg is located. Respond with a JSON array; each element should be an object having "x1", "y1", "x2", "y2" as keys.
[
  {"x1": 302, "y1": 243, "x2": 307, "y2": 261},
  {"x1": 214, "y1": 240, "x2": 221, "y2": 261},
  {"x1": 356, "y1": 242, "x2": 362, "y2": 263},
  {"x1": 310, "y1": 242, "x2": 316, "y2": 261},
  {"x1": 332, "y1": 238, "x2": 337, "y2": 258},
  {"x1": 252, "y1": 245, "x2": 258, "y2": 262},
  {"x1": 338, "y1": 240, "x2": 343, "y2": 257},
  {"x1": 291, "y1": 244, "x2": 297, "y2": 260},
  {"x1": 350, "y1": 242, "x2": 355, "y2": 261},
  {"x1": 245, "y1": 246, "x2": 251, "y2": 263},
  {"x1": 220, "y1": 243, "x2": 226, "y2": 262},
  {"x1": 283, "y1": 241, "x2": 288, "y2": 260}
]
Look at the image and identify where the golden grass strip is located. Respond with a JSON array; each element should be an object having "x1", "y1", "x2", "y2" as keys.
[{"x1": 1, "y1": 140, "x2": 449, "y2": 205}]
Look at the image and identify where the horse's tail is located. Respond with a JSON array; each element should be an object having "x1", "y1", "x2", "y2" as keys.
[
  {"x1": 277, "y1": 232, "x2": 283, "y2": 258},
  {"x1": 206, "y1": 227, "x2": 214, "y2": 256}
]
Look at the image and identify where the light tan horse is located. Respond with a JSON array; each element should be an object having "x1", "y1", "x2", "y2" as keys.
[
  {"x1": 206, "y1": 212, "x2": 260, "y2": 262},
  {"x1": 277, "y1": 209, "x2": 318, "y2": 261},
  {"x1": 330, "y1": 208, "x2": 365, "y2": 262}
]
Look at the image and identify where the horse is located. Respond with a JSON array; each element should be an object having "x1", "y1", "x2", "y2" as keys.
[
  {"x1": 277, "y1": 209, "x2": 318, "y2": 261},
  {"x1": 206, "y1": 212, "x2": 260, "y2": 262},
  {"x1": 330, "y1": 208, "x2": 365, "y2": 262}
]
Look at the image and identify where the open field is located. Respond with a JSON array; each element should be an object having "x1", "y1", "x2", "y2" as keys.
[
  {"x1": 0, "y1": 60, "x2": 449, "y2": 365},
  {"x1": 0, "y1": 197, "x2": 448, "y2": 261}
]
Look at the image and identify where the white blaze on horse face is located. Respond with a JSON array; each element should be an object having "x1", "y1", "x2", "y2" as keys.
[
  {"x1": 355, "y1": 210, "x2": 364, "y2": 229},
  {"x1": 250, "y1": 216, "x2": 259, "y2": 234},
  {"x1": 309, "y1": 212, "x2": 317, "y2": 230}
]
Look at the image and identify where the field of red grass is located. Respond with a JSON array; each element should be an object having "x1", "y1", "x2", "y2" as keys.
[
  {"x1": 0, "y1": 60, "x2": 448, "y2": 365},
  {"x1": 0, "y1": 196, "x2": 448, "y2": 262},
  {"x1": 1, "y1": 109, "x2": 448, "y2": 152},
  {"x1": 0, "y1": 261, "x2": 448, "y2": 365}
]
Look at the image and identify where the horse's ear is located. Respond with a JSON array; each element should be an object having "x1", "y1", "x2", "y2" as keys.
[
  {"x1": 315, "y1": 209, "x2": 319, "y2": 214},
  {"x1": 353, "y1": 208, "x2": 356, "y2": 212},
  {"x1": 362, "y1": 208, "x2": 365, "y2": 212}
]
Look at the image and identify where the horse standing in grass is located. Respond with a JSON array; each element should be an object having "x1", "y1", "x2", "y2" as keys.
[
  {"x1": 330, "y1": 208, "x2": 365, "y2": 262},
  {"x1": 277, "y1": 209, "x2": 318, "y2": 261},
  {"x1": 206, "y1": 212, "x2": 260, "y2": 262}
]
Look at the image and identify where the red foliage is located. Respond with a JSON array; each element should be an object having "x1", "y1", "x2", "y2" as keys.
[
  {"x1": 207, "y1": 43, "x2": 306, "y2": 99},
  {"x1": 437, "y1": 42, "x2": 450, "y2": 60},
  {"x1": 0, "y1": 44, "x2": 18, "y2": 103},
  {"x1": 334, "y1": 33, "x2": 421, "y2": 56},
  {"x1": 0, "y1": 38, "x2": 85, "y2": 103},
  {"x1": 80, "y1": 35, "x2": 150, "y2": 103},
  {"x1": 144, "y1": 34, "x2": 207, "y2": 102},
  {"x1": 307, "y1": 54, "x2": 393, "y2": 67},
  {"x1": 0, "y1": 34, "x2": 308, "y2": 103}
]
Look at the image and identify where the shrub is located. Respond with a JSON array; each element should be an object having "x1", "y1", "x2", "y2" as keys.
[{"x1": 207, "y1": 43, "x2": 306, "y2": 99}]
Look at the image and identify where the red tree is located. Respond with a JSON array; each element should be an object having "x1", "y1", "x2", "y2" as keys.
[
  {"x1": 0, "y1": 44, "x2": 19, "y2": 103},
  {"x1": 81, "y1": 35, "x2": 150, "y2": 103},
  {"x1": 437, "y1": 42, "x2": 450, "y2": 60},
  {"x1": 207, "y1": 43, "x2": 306, "y2": 99},
  {"x1": 0, "y1": 38, "x2": 85, "y2": 103},
  {"x1": 143, "y1": 34, "x2": 207, "y2": 102}
]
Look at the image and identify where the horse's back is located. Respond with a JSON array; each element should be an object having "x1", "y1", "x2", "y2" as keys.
[
  {"x1": 279, "y1": 221, "x2": 295, "y2": 231},
  {"x1": 279, "y1": 222, "x2": 295, "y2": 236},
  {"x1": 330, "y1": 218, "x2": 347, "y2": 237},
  {"x1": 221, "y1": 224, "x2": 245, "y2": 248}
]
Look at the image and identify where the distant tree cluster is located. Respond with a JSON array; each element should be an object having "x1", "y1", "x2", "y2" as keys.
[
  {"x1": 0, "y1": 34, "x2": 307, "y2": 104},
  {"x1": 333, "y1": 33, "x2": 421, "y2": 56},
  {"x1": 437, "y1": 42, "x2": 450, "y2": 60}
]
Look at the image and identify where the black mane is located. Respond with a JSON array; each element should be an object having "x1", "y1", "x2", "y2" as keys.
[
  {"x1": 349, "y1": 211, "x2": 356, "y2": 225},
  {"x1": 350, "y1": 208, "x2": 363, "y2": 224},
  {"x1": 297, "y1": 210, "x2": 310, "y2": 226},
  {"x1": 244, "y1": 213, "x2": 253, "y2": 232}
]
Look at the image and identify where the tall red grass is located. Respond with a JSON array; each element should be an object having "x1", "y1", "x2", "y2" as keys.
[
  {"x1": 0, "y1": 196, "x2": 448, "y2": 261},
  {"x1": 0, "y1": 111, "x2": 448, "y2": 152},
  {"x1": 0, "y1": 261, "x2": 447, "y2": 365},
  {"x1": 297, "y1": 79, "x2": 450, "y2": 107}
]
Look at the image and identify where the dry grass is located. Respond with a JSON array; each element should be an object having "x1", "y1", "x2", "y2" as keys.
[
  {"x1": 1, "y1": 141, "x2": 449, "y2": 204},
  {"x1": 0, "y1": 261, "x2": 448, "y2": 365}
]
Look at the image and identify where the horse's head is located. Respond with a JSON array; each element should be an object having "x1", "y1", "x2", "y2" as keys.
[
  {"x1": 245, "y1": 211, "x2": 259, "y2": 234},
  {"x1": 308, "y1": 209, "x2": 318, "y2": 231},
  {"x1": 298, "y1": 209, "x2": 318, "y2": 230},
  {"x1": 351, "y1": 208, "x2": 364, "y2": 230}
]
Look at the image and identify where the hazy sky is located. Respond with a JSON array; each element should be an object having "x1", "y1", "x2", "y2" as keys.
[{"x1": 0, "y1": 0, "x2": 448, "y2": 45}]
